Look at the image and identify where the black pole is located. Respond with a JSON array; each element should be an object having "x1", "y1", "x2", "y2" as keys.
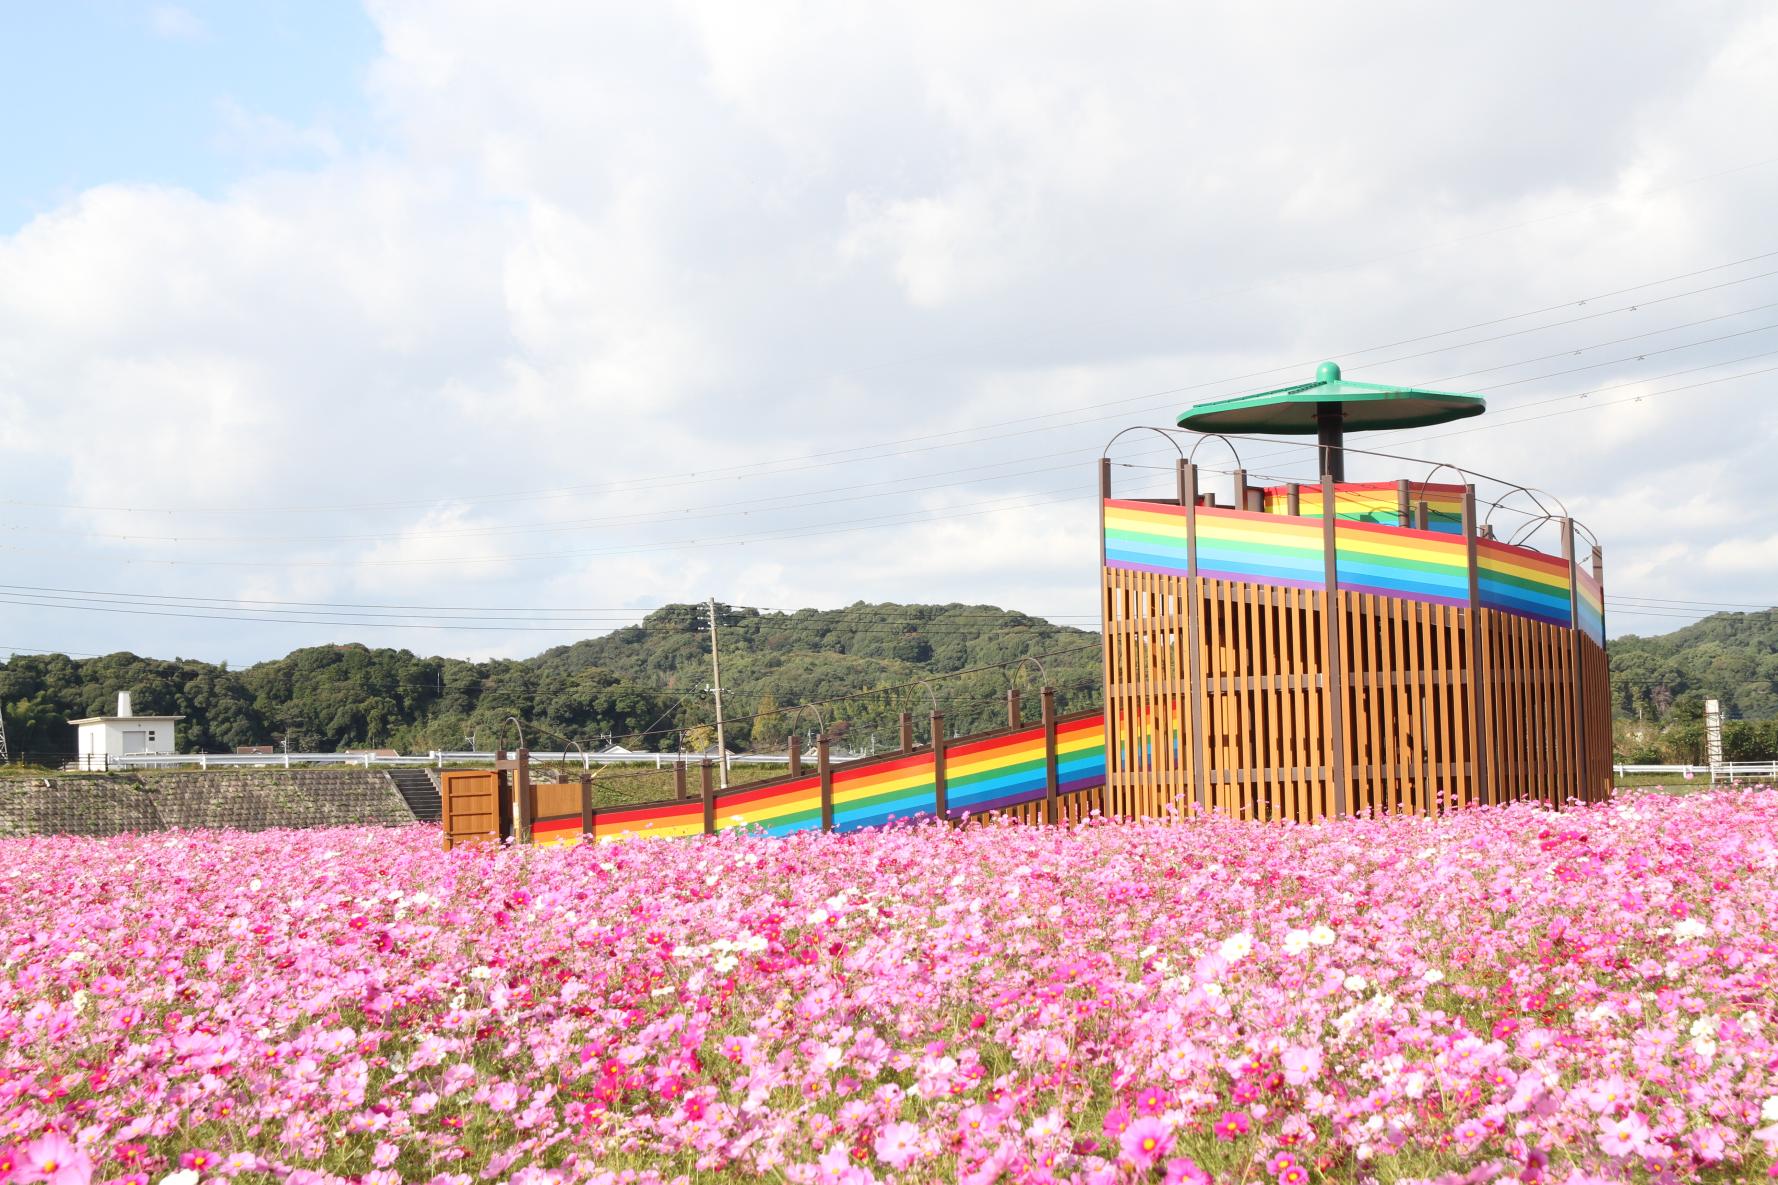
[{"x1": 1317, "y1": 402, "x2": 1345, "y2": 483}]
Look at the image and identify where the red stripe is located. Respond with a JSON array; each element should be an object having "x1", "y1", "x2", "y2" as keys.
[
  {"x1": 948, "y1": 725, "x2": 1046, "y2": 759},
  {"x1": 599, "y1": 801, "x2": 702, "y2": 826},
  {"x1": 716, "y1": 775, "x2": 820, "y2": 809}
]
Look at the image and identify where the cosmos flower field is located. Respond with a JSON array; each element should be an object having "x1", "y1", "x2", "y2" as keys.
[{"x1": 4, "y1": 791, "x2": 1778, "y2": 1185}]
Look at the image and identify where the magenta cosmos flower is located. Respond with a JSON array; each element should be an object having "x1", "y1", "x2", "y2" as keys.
[{"x1": 1120, "y1": 1117, "x2": 1172, "y2": 1168}]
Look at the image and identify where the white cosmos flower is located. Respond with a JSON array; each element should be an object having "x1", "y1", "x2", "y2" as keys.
[
  {"x1": 1761, "y1": 1096, "x2": 1778, "y2": 1122},
  {"x1": 1344, "y1": 975, "x2": 1368, "y2": 992},
  {"x1": 1308, "y1": 924, "x2": 1337, "y2": 947},
  {"x1": 1422, "y1": 969, "x2": 1445, "y2": 985},
  {"x1": 160, "y1": 1172, "x2": 200, "y2": 1185},
  {"x1": 1282, "y1": 930, "x2": 1312, "y2": 955},
  {"x1": 1219, "y1": 932, "x2": 1253, "y2": 962}
]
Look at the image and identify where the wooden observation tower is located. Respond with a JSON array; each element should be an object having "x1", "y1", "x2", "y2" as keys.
[{"x1": 1099, "y1": 362, "x2": 1610, "y2": 821}]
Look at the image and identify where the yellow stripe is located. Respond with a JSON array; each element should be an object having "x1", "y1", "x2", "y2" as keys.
[
  {"x1": 1336, "y1": 533, "x2": 1466, "y2": 565},
  {"x1": 833, "y1": 767, "x2": 934, "y2": 801},
  {"x1": 1196, "y1": 520, "x2": 1323, "y2": 546},
  {"x1": 947, "y1": 742, "x2": 1045, "y2": 778},
  {"x1": 1478, "y1": 552, "x2": 1567, "y2": 586}
]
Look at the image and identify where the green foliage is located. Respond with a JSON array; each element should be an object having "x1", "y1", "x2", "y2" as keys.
[
  {"x1": 0, "y1": 602, "x2": 1102, "y2": 760},
  {"x1": 1609, "y1": 608, "x2": 1778, "y2": 723}
]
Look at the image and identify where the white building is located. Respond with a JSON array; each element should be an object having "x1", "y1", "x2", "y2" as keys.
[{"x1": 71, "y1": 692, "x2": 182, "y2": 771}]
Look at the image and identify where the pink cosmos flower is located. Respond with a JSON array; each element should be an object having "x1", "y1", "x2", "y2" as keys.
[
  {"x1": 1215, "y1": 1111, "x2": 1251, "y2": 1141},
  {"x1": 1133, "y1": 1086, "x2": 1171, "y2": 1115},
  {"x1": 1101, "y1": 1105, "x2": 1133, "y2": 1138},
  {"x1": 872, "y1": 1122, "x2": 920, "y2": 1171},
  {"x1": 1163, "y1": 1157, "x2": 1212, "y2": 1185},
  {"x1": 1280, "y1": 1045, "x2": 1322, "y2": 1085},
  {"x1": 18, "y1": 1135, "x2": 91, "y2": 1185},
  {"x1": 1119, "y1": 1117, "x2": 1172, "y2": 1168},
  {"x1": 1597, "y1": 1112, "x2": 1650, "y2": 1158},
  {"x1": 176, "y1": 1152, "x2": 216, "y2": 1174}
]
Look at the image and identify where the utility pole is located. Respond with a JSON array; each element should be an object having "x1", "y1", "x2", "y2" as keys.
[
  {"x1": 707, "y1": 597, "x2": 730, "y2": 788},
  {"x1": 0, "y1": 705, "x2": 9, "y2": 765}
]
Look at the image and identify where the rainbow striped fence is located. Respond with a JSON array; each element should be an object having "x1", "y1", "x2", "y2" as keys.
[
  {"x1": 1263, "y1": 480, "x2": 1465, "y2": 534},
  {"x1": 527, "y1": 707, "x2": 1107, "y2": 845},
  {"x1": 1105, "y1": 493, "x2": 1600, "y2": 632}
]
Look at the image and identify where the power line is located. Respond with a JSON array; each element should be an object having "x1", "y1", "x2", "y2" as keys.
[{"x1": 7, "y1": 250, "x2": 1778, "y2": 520}]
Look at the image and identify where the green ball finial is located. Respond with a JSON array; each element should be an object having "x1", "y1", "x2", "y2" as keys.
[{"x1": 1317, "y1": 361, "x2": 1341, "y2": 383}]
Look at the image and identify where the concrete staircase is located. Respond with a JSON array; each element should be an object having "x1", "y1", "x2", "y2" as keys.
[{"x1": 388, "y1": 767, "x2": 442, "y2": 823}]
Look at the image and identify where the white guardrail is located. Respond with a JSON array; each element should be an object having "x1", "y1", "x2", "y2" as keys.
[
  {"x1": 90, "y1": 748, "x2": 859, "y2": 771},
  {"x1": 1614, "y1": 762, "x2": 1778, "y2": 782}
]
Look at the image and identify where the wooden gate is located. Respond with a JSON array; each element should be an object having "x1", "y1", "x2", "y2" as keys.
[{"x1": 441, "y1": 770, "x2": 507, "y2": 849}]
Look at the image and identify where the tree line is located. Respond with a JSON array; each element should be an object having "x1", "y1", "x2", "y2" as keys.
[{"x1": 0, "y1": 602, "x2": 1100, "y2": 761}]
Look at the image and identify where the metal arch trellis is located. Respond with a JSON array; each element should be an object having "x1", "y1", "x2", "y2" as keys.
[
  {"x1": 1006, "y1": 654, "x2": 1049, "y2": 690},
  {"x1": 780, "y1": 702, "x2": 829, "y2": 746}
]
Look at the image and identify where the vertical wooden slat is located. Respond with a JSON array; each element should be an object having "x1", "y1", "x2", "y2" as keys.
[
  {"x1": 701, "y1": 759, "x2": 716, "y2": 835},
  {"x1": 1322, "y1": 478, "x2": 1346, "y2": 817},
  {"x1": 1461, "y1": 488, "x2": 1490, "y2": 806}
]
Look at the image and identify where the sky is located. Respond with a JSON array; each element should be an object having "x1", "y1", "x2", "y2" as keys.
[{"x1": 3, "y1": 0, "x2": 1778, "y2": 666}]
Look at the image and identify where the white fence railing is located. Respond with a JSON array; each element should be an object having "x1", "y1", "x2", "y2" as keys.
[
  {"x1": 79, "y1": 749, "x2": 849, "y2": 772},
  {"x1": 1614, "y1": 762, "x2": 1778, "y2": 783}
]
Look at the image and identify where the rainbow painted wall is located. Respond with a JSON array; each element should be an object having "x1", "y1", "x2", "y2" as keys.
[
  {"x1": 1476, "y1": 537, "x2": 1572, "y2": 627},
  {"x1": 1575, "y1": 567, "x2": 1605, "y2": 645},
  {"x1": 1104, "y1": 492, "x2": 1600, "y2": 633},
  {"x1": 1333, "y1": 519, "x2": 1468, "y2": 606},
  {"x1": 563, "y1": 712, "x2": 1106, "y2": 844},
  {"x1": 1263, "y1": 481, "x2": 1465, "y2": 534}
]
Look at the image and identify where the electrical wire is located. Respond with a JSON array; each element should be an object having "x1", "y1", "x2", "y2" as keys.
[{"x1": 6, "y1": 250, "x2": 1778, "y2": 519}]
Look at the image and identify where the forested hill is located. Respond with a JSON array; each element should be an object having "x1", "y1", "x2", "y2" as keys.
[
  {"x1": 0, "y1": 602, "x2": 1099, "y2": 761},
  {"x1": 1608, "y1": 608, "x2": 1778, "y2": 722}
]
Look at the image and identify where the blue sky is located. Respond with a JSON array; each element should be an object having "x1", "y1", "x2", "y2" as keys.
[
  {"x1": 3, "y1": 2, "x2": 378, "y2": 230},
  {"x1": 2, "y1": 2, "x2": 1777, "y2": 665}
]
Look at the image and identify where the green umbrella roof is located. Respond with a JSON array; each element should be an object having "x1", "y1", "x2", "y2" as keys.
[{"x1": 1177, "y1": 362, "x2": 1487, "y2": 434}]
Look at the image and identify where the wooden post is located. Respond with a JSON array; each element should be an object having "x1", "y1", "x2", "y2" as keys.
[
  {"x1": 899, "y1": 711, "x2": 913, "y2": 754},
  {"x1": 1181, "y1": 459, "x2": 1208, "y2": 817},
  {"x1": 817, "y1": 734, "x2": 833, "y2": 831},
  {"x1": 1592, "y1": 544, "x2": 1607, "y2": 653},
  {"x1": 1397, "y1": 479, "x2": 1412, "y2": 528},
  {"x1": 1462, "y1": 486, "x2": 1491, "y2": 806},
  {"x1": 1007, "y1": 688, "x2": 1022, "y2": 729},
  {"x1": 579, "y1": 774, "x2": 594, "y2": 841},
  {"x1": 1416, "y1": 501, "x2": 1430, "y2": 532},
  {"x1": 700, "y1": 760, "x2": 716, "y2": 835},
  {"x1": 1322, "y1": 476, "x2": 1347, "y2": 819},
  {"x1": 1099, "y1": 456, "x2": 1116, "y2": 817},
  {"x1": 1232, "y1": 468, "x2": 1248, "y2": 516},
  {"x1": 1287, "y1": 482, "x2": 1301, "y2": 517},
  {"x1": 494, "y1": 749, "x2": 510, "y2": 841},
  {"x1": 1041, "y1": 686, "x2": 1059, "y2": 825},
  {"x1": 787, "y1": 734, "x2": 802, "y2": 778},
  {"x1": 674, "y1": 759, "x2": 688, "y2": 801},
  {"x1": 516, "y1": 748, "x2": 534, "y2": 845},
  {"x1": 1564, "y1": 519, "x2": 1587, "y2": 803},
  {"x1": 931, "y1": 711, "x2": 948, "y2": 821}
]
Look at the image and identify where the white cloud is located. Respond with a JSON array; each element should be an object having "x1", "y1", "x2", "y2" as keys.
[
  {"x1": 148, "y1": 5, "x2": 208, "y2": 42},
  {"x1": 5, "y1": 0, "x2": 1778, "y2": 661}
]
